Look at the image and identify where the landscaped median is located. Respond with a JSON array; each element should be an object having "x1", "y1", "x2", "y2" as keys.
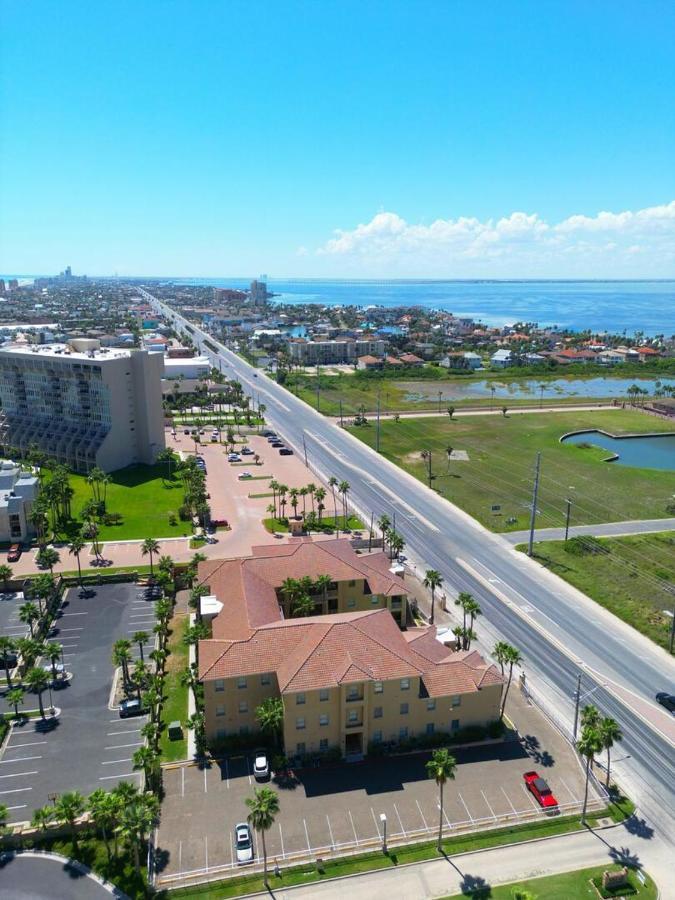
[
  {"x1": 165, "y1": 794, "x2": 634, "y2": 899},
  {"x1": 159, "y1": 612, "x2": 190, "y2": 763}
]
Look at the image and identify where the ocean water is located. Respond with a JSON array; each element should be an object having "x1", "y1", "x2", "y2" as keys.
[{"x1": 173, "y1": 279, "x2": 675, "y2": 337}]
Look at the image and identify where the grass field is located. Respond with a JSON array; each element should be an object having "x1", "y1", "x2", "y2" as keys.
[
  {"x1": 263, "y1": 514, "x2": 363, "y2": 534},
  {"x1": 55, "y1": 463, "x2": 191, "y2": 541},
  {"x1": 521, "y1": 532, "x2": 675, "y2": 651},
  {"x1": 160, "y1": 613, "x2": 189, "y2": 763},
  {"x1": 443, "y1": 864, "x2": 656, "y2": 900},
  {"x1": 347, "y1": 409, "x2": 675, "y2": 532}
]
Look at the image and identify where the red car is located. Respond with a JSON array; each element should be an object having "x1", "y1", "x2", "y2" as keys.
[
  {"x1": 7, "y1": 544, "x2": 21, "y2": 562},
  {"x1": 523, "y1": 771, "x2": 558, "y2": 808}
]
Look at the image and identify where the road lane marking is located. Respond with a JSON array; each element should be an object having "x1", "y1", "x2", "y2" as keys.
[
  {"x1": 6, "y1": 804, "x2": 27, "y2": 811},
  {"x1": 99, "y1": 773, "x2": 138, "y2": 781}
]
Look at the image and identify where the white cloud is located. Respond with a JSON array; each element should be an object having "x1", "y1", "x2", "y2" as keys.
[{"x1": 314, "y1": 201, "x2": 675, "y2": 276}]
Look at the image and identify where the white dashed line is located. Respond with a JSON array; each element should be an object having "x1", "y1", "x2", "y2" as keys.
[{"x1": 0, "y1": 756, "x2": 42, "y2": 764}]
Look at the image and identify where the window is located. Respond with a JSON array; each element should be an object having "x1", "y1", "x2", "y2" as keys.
[
  {"x1": 400, "y1": 703, "x2": 409, "y2": 715},
  {"x1": 451, "y1": 719, "x2": 460, "y2": 731},
  {"x1": 319, "y1": 689, "x2": 329, "y2": 701},
  {"x1": 237, "y1": 677, "x2": 247, "y2": 689},
  {"x1": 296, "y1": 717, "x2": 305, "y2": 730},
  {"x1": 399, "y1": 726, "x2": 408, "y2": 739},
  {"x1": 426, "y1": 722, "x2": 435, "y2": 735},
  {"x1": 400, "y1": 678, "x2": 410, "y2": 691},
  {"x1": 347, "y1": 598, "x2": 356, "y2": 608},
  {"x1": 260, "y1": 673, "x2": 271, "y2": 686},
  {"x1": 373, "y1": 706, "x2": 383, "y2": 719},
  {"x1": 214, "y1": 679, "x2": 225, "y2": 693},
  {"x1": 348, "y1": 710, "x2": 359, "y2": 723},
  {"x1": 319, "y1": 714, "x2": 329, "y2": 726},
  {"x1": 238, "y1": 700, "x2": 248, "y2": 714},
  {"x1": 427, "y1": 699, "x2": 436, "y2": 711},
  {"x1": 296, "y1": 742, "x2": 306, "y2": 754},
  {"x1": 296, "y1": 693, "x2": 306, "y2": 705},
  {"x1": 451, "y1": 695, "x2": 462, "y2": 708},
  {"x1": 347, "y1": 686, "x2": 361, "y2": 701},
  {"x1": 216, "y1": 704, "x2": 225, "y2": 717},
  {"x1": 319, "y1": 738, "x2": 329, "y2": 750},
  {"x1": 373, "y1": 681, "x2": 383, "y2": 694},
  {"x1": 372, "y1": 730, "x2": 383, "y2": 743},
  {"x1": 370, "y1": 596, "x2": 379, "y2": 605}
]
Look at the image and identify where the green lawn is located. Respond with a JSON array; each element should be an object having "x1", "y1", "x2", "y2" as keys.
[
  {"x1": 263, "y1": 514, "x2": 364, "y2": 534},
  {"x1": 55, "y1": 463, "x2": 192, "y2": 541},
  {"x1": 348, "y1": 409, "x2": 675, "y2": 532},
  {"x1": 442, "y1": 863, "x2": 656, "y2": 900},
  {"x1": 521, "y1": 533, "x2": 675, "y2": 651},
  {"x1": 160, "y1": 613, "x2": 189, "y2": 763}
]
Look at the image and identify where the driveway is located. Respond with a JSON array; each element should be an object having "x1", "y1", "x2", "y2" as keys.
[
  {"x1": 0, "y1": 852, "x2": 123, "y2": 900},
  {"x1": 0, "y1": 582, "x2": 154, "y2": 823}
]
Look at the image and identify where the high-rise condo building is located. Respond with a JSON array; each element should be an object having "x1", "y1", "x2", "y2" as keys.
[{"x1": 0, "y1": 342, "x2": 165, "y2": 473}]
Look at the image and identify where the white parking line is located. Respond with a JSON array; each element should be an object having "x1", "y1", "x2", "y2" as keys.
[
  {"x1": 416, "y1": 799, "x2": 428, "y2": 829},
  {"x1": 279, "y1": 822, "x2": 286, "y2": 857},
  {"x1": 178, "y1": 840, "x2": 183, "y2": 874},
  {"x1": 181, "y1": 767, "x2": 185, "y2": 797},
  {"x1": 370, "y1": 807, "x2": 381, "y2": 837},
  {"x1": 105, "y1": 742, "x2": 143, "y2": 750},
  {"x1": 481, "y1": 790, "x2": 497, "y2": 821},
  {"x1": 203, "y1": 767, "x2": 208, "y2": 793},
  {"x1": 101, "y1": 758, "x2": 133, "y2": 765},
  {"x1": 523, "y1": 785, "x2": 540, "y2": 810},
  {"x1": 348, "y1": 809, "x2": 359, "y2": 844},
  {"x1": 204, "y1": 835, "x2": 209, "y2": 872},
  {"x1": 0, "y1": 771, "x2": 38, "y2": 779},
  {"x1": 4, "y1": 741, "x2": 46, "y2": 748},
  {"x1": 501, "y1": 786, "x2": 518, "y2": 815},
  {"x1": 558, "y1": 777, "x2": 578, "y2": 802},
  {"x1": 6, "y1": 804, "x2": 27, "y2": 811},
  {"x1": 246, "y1": 757, "x2": 252, "y2": 785},
  {"x1": 224, "y1": 758, "x2": 229, "y2": 789},
  {"x1": 99, "y1": 773, "x2": 137, "y2": 781},
  {"x1": 0, "y1": 756, "x2": 42, "y2": 764},
  {"x1": 325, "y1": 815, "x2": 334, "y2": 848},
  {"x1": 393, "y1": 803, "x2": 406, "y2": 836},
  {"x1": 107, "y1": 730, "x2": 141, "y2": 736},
  {"x1": 303, "y1": 818, "x2": 311, "y2": 852},
  {"x1": 57, "y1": 627, "x2": 84, "y2": 632},
  {"x1": 0, "y1": 787, "x2": 32, "y2": 795},
  {"x1": 458, "y1": 792, "x2": 473, "y2": 823},
  {"x1": 60, "y1": 612, "x2": 88, "y2": 616}
]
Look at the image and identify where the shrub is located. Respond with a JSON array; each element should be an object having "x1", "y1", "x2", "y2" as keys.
[
  {"x1": 564, "y1": 535, "x2": 609, "y2": 556},
  {"x1": 168, "y1": 512, "x2": 177, "y2": 526}
]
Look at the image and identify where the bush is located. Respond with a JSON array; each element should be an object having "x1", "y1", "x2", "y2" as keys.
[
  {"x1": 209, "y1": 730, "x2": 266, "y2": 755},
  {"x1": 564, "y1": 535, "x2": 609, "y2": 556},
  {"x1": 178, "y1": 504, "x2": 192, "y2": 522},
  {"x1": 168, "y1": 512, "x2": 178, "y2": 526}
]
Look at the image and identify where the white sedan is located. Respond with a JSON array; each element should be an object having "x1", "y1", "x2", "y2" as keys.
[{"x1": 235, "y1": 822, "x2": 254, "y2": 864}]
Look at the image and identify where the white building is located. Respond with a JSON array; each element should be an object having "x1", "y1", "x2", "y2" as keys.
[
  {"x1": 491, "y1": 349, "x2": 513, "y2": 368},
  {"x1": 163, "y1": 355, "x2": 211, "y2": 381},
  {"x1": 0, "y1": 342, "x2": 165, "y2": 473},
  {"x1": 0, "y1": 460, "x2": 39, "y2": 542}
]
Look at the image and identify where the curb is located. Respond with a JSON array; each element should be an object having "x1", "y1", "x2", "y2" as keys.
[{"x1": 0, "y1": 849, "x2": 131, "y2": 898}]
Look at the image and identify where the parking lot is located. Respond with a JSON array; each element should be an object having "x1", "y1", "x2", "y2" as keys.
[
  {"x1": 0, "y1": 582, "x2": 155, "y2": 822},
  {"x1": 155, "y1": 696, "x2": 602, "y2": 885},
  {"x1": 0, "y1": 588, "x2": 28, "y2": 646}
]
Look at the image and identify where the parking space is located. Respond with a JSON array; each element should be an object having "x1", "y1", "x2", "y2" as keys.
[
  {"x1": 156, "y1": 717, "x2": 601, "y2": 884},
  {"x1": 0, "y1": 582, "x2": 155, "y2": 822},
  {"x1": 0, "y1": 589, "x2": 27, "y2": 643}
]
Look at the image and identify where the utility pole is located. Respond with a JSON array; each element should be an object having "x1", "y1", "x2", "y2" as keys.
[
  {"x1": 426, "y1": 450, "x2": 433, "y2": 488},
  {"x1": 376, "y1": 392, "x2": 381, "y2": 453},
  {"x1": 564, "y1": 498, "x2": 572, "y2": 542},
  {"x1": 437, "y1": 390, "x2": 443, "y2": 414},
  {"x1": 316, "y1": 365, "x2": 320, "y2": 412},
  {"x1": 527, "y1": 451, "x2": 541, "y2": 556},
  {"x1": 572, "y1": 673, "x2": 582, "y2": 741}
]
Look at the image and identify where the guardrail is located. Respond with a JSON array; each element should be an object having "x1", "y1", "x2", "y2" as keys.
[{"x1": 154, "y1": 795, "x2": 605, "y2": 888}]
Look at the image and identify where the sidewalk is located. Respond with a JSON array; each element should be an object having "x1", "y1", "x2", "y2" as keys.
[
  {"x1": 252, "y1": 822, "x2": 669, "y2": 899},
  {"x1": 504, "y1": 517, "x2": 675, "y2": 544}
]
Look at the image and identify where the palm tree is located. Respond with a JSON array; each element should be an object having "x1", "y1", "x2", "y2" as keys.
[
  {"x1": 141, "y1": 537, "x2": 160, "y2": 576},
  {"x1": 461, "y1": 597, "x2": 482, "y2": 649},
  {"x1": 315, "y1": 486, "x2": 326, "y2": 523},
  {"x1": 0, "y1": 563, "x2": 13, "y2": 592},
  {"x1": 26, "y1": 667, "x2": 50, "y2": 718},
  {"x1": 377, "y1": 513, "x2": 391, "y2": 552},
  {"x1": 423, "y1": 569, "x2": 443, "y2": 625},
  {"x1": 426, "y1": 748, "x2": 457, "y2": 850},
  {"x1": 31, "y1": 804, "x2": 55, "y2": 833},
  {"x1": 493, "y1": 640, "x2": 510, "y2": 676},
  {"x1": 577, "y1": 725, "x2": 603, "y2": 823},
  {"x1": 255, "y1": 696, "x2": 284, "y2": 749},
  {"x1": 328, "y1": 475, "x2": 338, "y2": 523},
  {"x1": 157, "y1": 447, "x2": 175, "y2": 480},
  {"x1": 455, "y1": 592, "x2": 474, "y2": 635},
  {"x1": 87, "y1": 788, "x2": 120, "y2": 860},
  {"x1": 292, "y1": 593, "x2": 315, "y2": 617},
  {"x1": 133, "y1": 631, "x2": 149, "y2": 663},
  {"x1": 499, "y1": 644, "x2": 522, "y2": 720},
  {"x1": 183, "y1": 621, "x2": 208, "y2": 669},
  {"x1": 45, "y1": 641, "x2": 63, "y2": 681},
  {"x1": 38, "y1": 546, "x2": 59, "y2": 575},
  {"x1": 314, "y1": 574, "x2": 333, "y2": 612},
  {"x1": 68, "y1": 536, "x2": 86, "y2": 585},
  {"x1": 54, "y1": 790, "x2": 86, "y2": 846},
  {"x1": 599, "y1": 716, "x2": 623, "y2": 787},
  {"x1": 132, "y1": 746, "x2": 159, "y2": 791},
  {"x1": 112, "y1": 639, "x2": 133, "y2": 692},
  {"x1": 180, "y1": 665, "x2": 201, "y2": 707},
  {"x1": 338, "y1": 480, "x2": 350, "y2": 529},
  {"x1": 581, "y1": 704, "x2": 601, "y2": 730},
  {"x1": 280, "y1": 577, "x2": 300, "y2": 612},
  {"x1": 19, "y1": 601, "x2": 40, "y2": 638},
  {"x1": 246, "y1": 787, "x2": 280, "y2": 887},
  {"x1": 116, "y1": 793, "x2": 159, "y2": 875},
  {"x1": 0, "y1": 636, "x2": 16, "y2": 688},
  {"x1": 6, "y1": 686, "x2": 25, "y2": 718}
]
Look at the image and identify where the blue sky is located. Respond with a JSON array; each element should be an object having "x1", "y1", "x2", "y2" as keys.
[{"x1": 1, "y1": 0, "x2": 674, "y2": 278}]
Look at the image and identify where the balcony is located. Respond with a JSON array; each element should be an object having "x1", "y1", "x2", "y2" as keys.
[{"x1": 345, "y1": 718, "x2": 363, "y2": 729}]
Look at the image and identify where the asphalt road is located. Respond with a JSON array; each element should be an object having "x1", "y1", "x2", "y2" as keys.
[
  {"x1": 0, "y1": 853, "x2": 117, "y2": 900},
  {"x1": 505, "y1": 517, "x2": 675, "y2": 544},
  {"x1": 142, "y1": 289, "x2": 675, "y2": 844}
]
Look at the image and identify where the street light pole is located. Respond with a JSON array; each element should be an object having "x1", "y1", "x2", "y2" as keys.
[
  {"x1": 564, "y1": 498, "x2": 572, "y2": 542},
  {"x1": 376, "y1": 392, "x2": 381, "y2": 453},
  {"x1": 527, "y1": 451, "x2": 541, "y2": 557}
]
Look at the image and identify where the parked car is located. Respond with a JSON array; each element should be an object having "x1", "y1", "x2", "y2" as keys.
[
  {"x1": 210, "y1": 518, "x2": 229, "y2": 528},
  {"x1": 656, "y1": 692, "x2": 675, "y2": 713},
  {"x1": 7, "y1": 544, "x2": 21, "y2": 562},
  {"x1": 228, "y1": 453, "x2": 241, "y2": 462},
  {"x1": 238, "y1": 471, "x2": 253, "y2": 480},
  {"x1": 261, "y1": 430, "x2": 276, "y2": 438},
  {"x1": 523, "y1": 771, "x2": 558, "y2": 808},
  {"x1": 183, "y1": 428, "x2": 190, "y2": 435},
  {"x1": 234, "y1": 822, "x2": 254, "y2": 864},
  {"x1": 119, "y1": 698, "x2": 143, "y2": 719},
  {"x1": 279, "y1": 448, "x2": 293, "y2": 456},
  {"x1": 241, "y1": 447, "x2": 254, "y2": 455},
  {"x1": 271, "y1": 441, "x2": 284, "y2": 448},
  {"x1": 210, "y1": 434, "x2": 219, "y2": 442},
  {"x1": 43, "y1": 662, "x2": 66, "y2": 679},
  {"x1": 253, "y1": 750, "x2": 269, "y2": 780}
]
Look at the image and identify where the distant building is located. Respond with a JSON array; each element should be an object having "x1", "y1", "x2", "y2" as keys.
[
  {"x1": 398, "y1": 352, "x2": 424, "y2": 367},
  {"x1": 249, "y1": 279, "x2": 268, "y2": 306},
  {"x1": 0, "y1": 459, "x2": 39, "y2": 543},
  {"x1": 0, "y1": 342, "x2": 165, "y2": 473},
  {"x1": 490, "y1": 349, "x2": 513, "y2": 368},
  {"x1": 163, "y1": 355, "x2": 211, "y2": 381},
  {"x1": 357, "y1": 355, "x2": 384, "y2": 370},
  {"x1": 0, "y1": 280, "x2": 5, "y2": 295}
]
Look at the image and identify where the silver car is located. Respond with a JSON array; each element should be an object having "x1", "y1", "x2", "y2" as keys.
[{"x1": 235, "y1": 822, "x2": 254, "y2": 864}]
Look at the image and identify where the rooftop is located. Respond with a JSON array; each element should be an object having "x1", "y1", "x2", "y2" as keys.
[{"x1": 0, "y1": 342, "x2": 135, "y2": 362}]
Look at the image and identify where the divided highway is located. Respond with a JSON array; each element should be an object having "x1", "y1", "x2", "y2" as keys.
[{"x1": 142, "y1": 288, "x2": 675, "y2": 843}]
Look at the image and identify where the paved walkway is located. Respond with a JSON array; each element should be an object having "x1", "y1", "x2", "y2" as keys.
[
  {"x1": 331, "y1": 403, "x2": 619, "y2": 423},
  {"x1": 253, "y1": 822, "x2": 669, "y2": 899},
  {"x1": 505, "y1": 517, "x2": 675, "y2": 545}
]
